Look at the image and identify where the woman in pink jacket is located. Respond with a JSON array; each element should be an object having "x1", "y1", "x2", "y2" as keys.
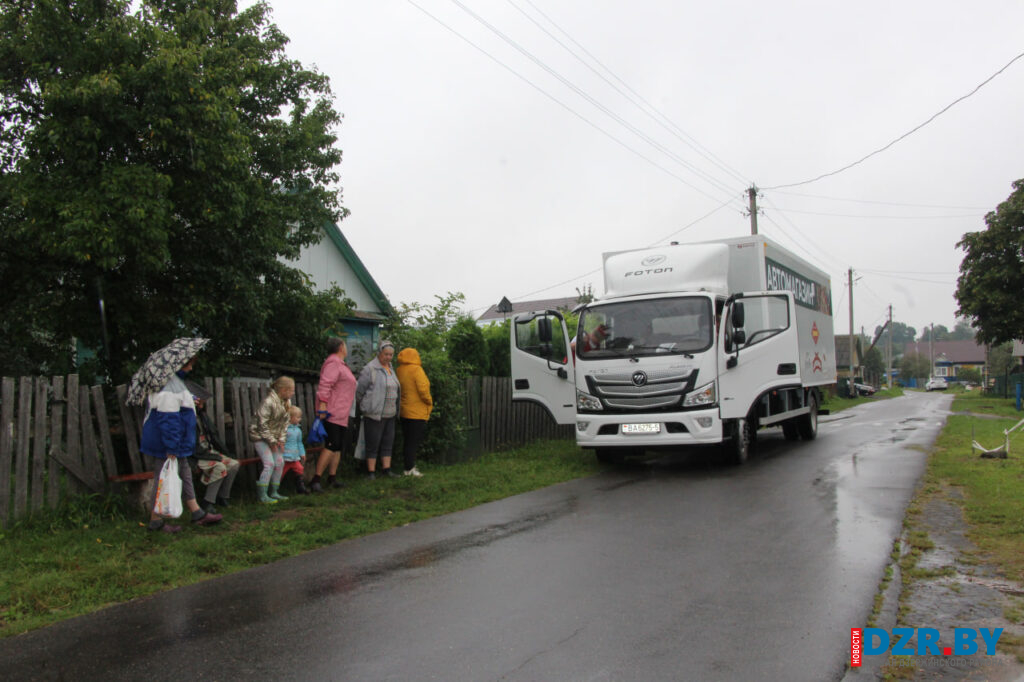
[{"x1": 311, "y1": 337, "x2": 357, "y2": 492}]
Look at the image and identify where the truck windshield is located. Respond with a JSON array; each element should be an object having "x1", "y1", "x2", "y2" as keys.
[{"x1": 576, "y1": 297, "x2": 714, "y2": 358}]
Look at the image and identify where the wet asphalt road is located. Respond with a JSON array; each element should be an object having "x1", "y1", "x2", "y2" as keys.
[{"x1": 2, "y1": 391, "x2": 952, "y2": 681}]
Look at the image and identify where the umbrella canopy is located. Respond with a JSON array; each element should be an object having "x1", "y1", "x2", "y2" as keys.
[{"x1": 125, "y1": 338, "x2": 210, "y2": 406}]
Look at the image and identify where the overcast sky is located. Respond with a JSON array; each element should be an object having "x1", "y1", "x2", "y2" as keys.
[{"x1": 258, "y1": 0, "x2": 1024, "y2": 340}]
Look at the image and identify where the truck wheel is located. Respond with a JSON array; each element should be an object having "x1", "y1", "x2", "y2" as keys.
[
  {"x1": 726, "y1": 417, "x2": 753, "y2": 465},
  {"x1": 797, "y1": 393, "x2": 818, "y2": 440},
  {"x1": 782, "y1": 421, "x2": 800, "y2": 441}
]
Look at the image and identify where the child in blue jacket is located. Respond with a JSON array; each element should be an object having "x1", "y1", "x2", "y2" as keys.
[{"x1": 281, "y1": 406, "x2": 307, "y2": 495}]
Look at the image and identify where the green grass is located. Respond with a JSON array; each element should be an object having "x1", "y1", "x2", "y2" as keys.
[
  {"x1": 0, "y1": 439, "x2": 600, "y2": 637},
  {"x1": 822, "y1": 386, "x2": 904, "y2": 414},
  {"x1": 922, "y1": 392, "x2": 1024, "y2": 584}
]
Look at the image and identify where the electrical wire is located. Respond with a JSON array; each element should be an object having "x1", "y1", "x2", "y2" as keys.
[
  {"x1": 507, "y1": 0, "x2": 751, "y2": 187},
  {"x1": 763, "y1": 49, "x2": 1024, "y2": 190},
  {"x1": 771, "y1": 190, "x2": 991, "y2": 211},
  {"x1": 769, "y1": 208, "x2": 983, "y2": 220},
  {"x1": 405, "y1": 0, "x2": 743, "y2": 205},
  {"x1": 444, "y1": 0, "x2": 741, "y2": 200}
]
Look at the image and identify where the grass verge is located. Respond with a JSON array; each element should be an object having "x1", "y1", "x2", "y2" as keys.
[
  {"x1": 0, "y1": 439, "x2": 599, "y2": 638},
  {"x1": 890, "y1": 390, "x2": 1024, "y2": 668}
]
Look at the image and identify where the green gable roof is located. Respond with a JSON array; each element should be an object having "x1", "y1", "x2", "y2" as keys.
[{"x1": 321, "y1": 219, "x2": 393, "y2": 317}]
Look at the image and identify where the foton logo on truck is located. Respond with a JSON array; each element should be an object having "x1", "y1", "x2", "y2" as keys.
[{"x1": 625, "y1": 255, "x2": 672, "y2": 277}]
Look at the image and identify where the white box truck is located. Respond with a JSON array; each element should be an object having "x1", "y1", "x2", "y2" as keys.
[{"x1": 510, "y1": 236, "x2": 837, "y2": 464}]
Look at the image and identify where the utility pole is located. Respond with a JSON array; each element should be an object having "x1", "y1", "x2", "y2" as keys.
[
  {"x1": 929, "y1": 323, "x2": 934, "y2": 378},
  {"x1": 848, "y1": 268, "x2": 855, "y2": 397},
  {"x1": 886, "y1": 305, "x2": 893, "y2": 389},
  {"x1": 748, "y1": 186, "x2": 759, "y2": 235}
]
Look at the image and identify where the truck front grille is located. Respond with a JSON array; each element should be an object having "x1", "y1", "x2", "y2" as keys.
[{"x1": 586, "y1": 369, "x2": 698, "y2": 413}]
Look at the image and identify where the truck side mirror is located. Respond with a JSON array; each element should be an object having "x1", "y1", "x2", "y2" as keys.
[
  {"x1": 539, "y1": 342, "x2": 553, "y2": 358},
  {"x1": 732, "y1": 329, "x2": 746, "y2": 346},
  {"x1": 732, "y1": 301, "x2": 745, "y2": 329},
  {"x1": 538, "y1": 317, "x2": 553, "y2": 343}
]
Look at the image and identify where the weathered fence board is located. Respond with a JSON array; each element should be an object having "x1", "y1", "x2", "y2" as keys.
[
  {"x1": 114, "y1": 384, "x2": 144, "y2": 475},
  {"x1": 48, "y1": 377, "x2": 64, "y2": 509},
  {"x1": 77, "y1": 387, "x2": 104, "y2": 492},
  {"x1": 1, "y1": 377, "x2": 14, "y2": 527},
  {"x1": 65, "y1": 374, "x2": 83, "y2": 496},
  {"x1": 31, "y1": 378, "x2": 48, "y2": 512},
  {"x1": 14, "y1": 377, "x2": 32, "y2": 520}
]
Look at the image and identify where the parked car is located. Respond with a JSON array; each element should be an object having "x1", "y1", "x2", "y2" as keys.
[
  {"x1": 854, "y1": 382, "x2": 877, "y2": 396},
  {"x1": 925, "y1": 377, "x2": 948, "y2": 391}
]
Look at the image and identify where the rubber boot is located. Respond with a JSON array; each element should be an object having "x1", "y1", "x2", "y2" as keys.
[
  {"x1": 269, "y1": 483, "x2": 288, "y2": 501},
  {"x1": 257, "y1": 483, "x2": 278, "y2": 504}
]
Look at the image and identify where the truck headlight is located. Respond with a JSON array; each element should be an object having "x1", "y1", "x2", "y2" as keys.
[
  {"x1": 577, "y1": 389, "x2": 602, "y2": 412},
  {"x1": 683, "y1": 381, "x2": 717, "y2": 408}
]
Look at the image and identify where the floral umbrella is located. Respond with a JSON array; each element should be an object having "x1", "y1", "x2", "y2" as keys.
[{"x1": 125, "y1": 338, "x2": 209, "y2": 406}]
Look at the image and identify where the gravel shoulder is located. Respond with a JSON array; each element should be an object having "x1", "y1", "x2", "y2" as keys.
[{"x1": 859, "y1": 483, "x2": 1024, "y2": 681}]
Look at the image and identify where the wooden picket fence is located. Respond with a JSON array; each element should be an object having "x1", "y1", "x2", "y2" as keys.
[{"x1": 0, "y1": 374, "x2": 571, "y2": 528}]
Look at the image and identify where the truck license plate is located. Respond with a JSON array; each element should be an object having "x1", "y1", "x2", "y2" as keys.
[{"x1": 622, "y1": 423, "x2": 660, "y2": 434}]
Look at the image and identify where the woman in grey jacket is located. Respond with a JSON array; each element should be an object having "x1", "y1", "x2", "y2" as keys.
[{"x1": 356, "y1": 341, "x2": 401, "y2": 479}]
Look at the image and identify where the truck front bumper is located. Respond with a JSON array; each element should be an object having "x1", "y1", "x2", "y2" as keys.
[{"x1": 574, "y1": 407, "x2": 724, "y2": 448}]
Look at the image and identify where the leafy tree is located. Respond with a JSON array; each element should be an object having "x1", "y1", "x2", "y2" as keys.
[
  {"x1": 988, "y1": 342, "x2": 1016, "y2": 378},
  {"x1": 447, "y1": 317, "x2": 488, "y2": 376},
  {"x1": 0, "y1": 0, "x2": 348, "y2": 381},
  {"x1": 575, "y1": 284, "x2": 595, "y2": 305},
  {"x1": 480, "y1": 319, "x2": 511, "y2": 377},
  {"x1": 381, "y1": 292, "x2": 469, "y2": 461},
  {"x1": 874, "y1": 321, "x2": 917, "y2": 354},
  {"x1": 863, "y1": 346, "x2": 884, "y2": 380},
  {"x1": 956, "y1": 367, "x2": 981, "y2": 385},
  {"x1": 919, "y1": 325, "x2": 951, "y2": 342},
  {"x1": 956, "y1": 178, "x2": 1024, "y2": 345},
  {"x1": 950, "y1": 318, "x2": 977, "y2": 341},
  {"x1": 899, "y1": 351, "x2": 932, "y2": 382}
]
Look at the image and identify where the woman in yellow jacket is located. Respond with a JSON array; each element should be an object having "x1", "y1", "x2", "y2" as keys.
[{"x1": 396, "y1": 347, "x2": 432, "y2": 477}]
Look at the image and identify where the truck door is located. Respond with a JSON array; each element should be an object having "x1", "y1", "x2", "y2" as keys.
[
  {"x1": 510, "y1": 310, "x2": 576, "y2": 425},
  {"x1": 718, "y1": 292, "x2": 800, "y2": 419}
]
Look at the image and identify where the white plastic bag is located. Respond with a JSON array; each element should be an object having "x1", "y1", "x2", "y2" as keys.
[{"x1": 154, "y1": 457, "x2": 183, "y2": 518}]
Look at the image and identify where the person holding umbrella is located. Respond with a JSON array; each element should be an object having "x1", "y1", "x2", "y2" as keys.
[{"x1": 127, "y1": 337, "x2": 223, "y2": 533}]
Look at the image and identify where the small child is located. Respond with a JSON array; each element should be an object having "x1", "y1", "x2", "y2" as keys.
[{"x1": 282, "y1": 405, "x2": 307, "y2": 495}]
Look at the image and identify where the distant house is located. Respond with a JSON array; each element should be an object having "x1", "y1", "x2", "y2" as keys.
[
  {"x1": 289, "y1": 219, "x2": 392, "y2": 371},
  {"x1": 1013, "y1": 341, "x2": 1024, "y2": 366},
  {"x1": 903, "y1": 340, "x2": 986, "y2": 380},
  {"x1": 834, "y1": 334, "x2": 865, "y2": 383},
  {"x1": 476, "y1": 296, "x2": 579, "y2": 327}
]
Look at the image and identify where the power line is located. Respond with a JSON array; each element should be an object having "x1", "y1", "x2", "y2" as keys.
[
  {"x1": 772, "y1": 190, "x2": 991, "y2": 211},
  {"x1": 774, "y1": 208, "x2": 982, "y2": 220},
  {"x1": 507, "y1": 0, "x2": 751, "y2": 187},
  {"x1": 404, "y1": 0, "x2": 745, "y2": 205},
  {"x1": 764, "y1": 49, "x2": 1024, "y2": 190},
  {"x1": 445, "y1": 0, "x2": 741, "y2": 200}
]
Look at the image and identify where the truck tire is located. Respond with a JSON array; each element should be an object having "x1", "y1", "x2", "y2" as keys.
[
  {"x1": 797, "y1": 393, "x2": 818, "y2": 440},
  {"x1": 782, "y1": 421, "x2": 800, "y2": 441},
  {"x1": 726, "y1": 417, "x2": 753, "y2": 465}
]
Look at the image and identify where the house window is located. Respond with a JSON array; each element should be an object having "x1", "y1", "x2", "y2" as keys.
[{"x1": 935, "y1": 367, "x2": 948, "y2": 377}]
